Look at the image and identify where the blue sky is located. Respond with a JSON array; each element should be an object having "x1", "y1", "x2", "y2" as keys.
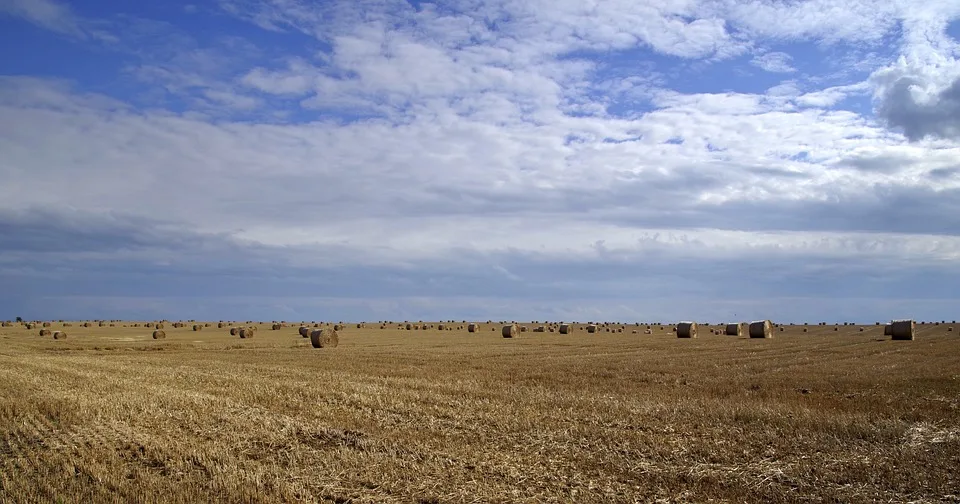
[{"x1": 2, "y1": 0, "x2": 960, "y2": 323}]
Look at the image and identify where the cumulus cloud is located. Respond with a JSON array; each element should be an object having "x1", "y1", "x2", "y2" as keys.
[
  {"x1": 4, "y1": 0, "x2": 960, "y2": 320},
  {"x1": 751, "y1": 51, "x2": 796, "y2": 73}
]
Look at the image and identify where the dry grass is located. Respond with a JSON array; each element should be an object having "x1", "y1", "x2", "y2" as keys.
[{"x1": 0, "y1": 322, "x2": 958, "y2": 503}]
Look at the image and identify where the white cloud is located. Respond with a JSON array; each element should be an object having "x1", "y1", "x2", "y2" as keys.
[
  {"x1": 0, "y1": 0, "x2": 85, "y2": 37},
  {"x1": 751, "y1": 51, "x2": 796, "y2": 73}
]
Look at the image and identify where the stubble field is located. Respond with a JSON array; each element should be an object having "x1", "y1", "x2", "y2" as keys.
[{"x1": 1, "y1": 321, "x2": 958, "y2": 503}]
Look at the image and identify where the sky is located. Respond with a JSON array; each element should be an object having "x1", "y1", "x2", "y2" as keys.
[{"x1": 1, "y1": 0, "x2": 959, "y2": 324}]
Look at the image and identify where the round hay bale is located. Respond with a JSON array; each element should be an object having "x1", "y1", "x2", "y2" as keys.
[
  {"x1": 81, "y1": 322, "x2": 90, "y2": 328},
  {"x1": 890, "y1": 319, "x2": 915, "y2": 340},
  {"x1": 299, "y1": 326, "x2": 310, "y2": 338},
  {"x1": 644, "y1": 329, "x2": 652, "y2": 335},
  {"x1": 502, "y1": 324, "x2": 519, "y2": 338},
  {"x1": 217, "y1": 322, "x2": 224, "y2": 328},
  {"x1": 271, "y1": 323, "x2": 282, "y2": 330},
  {"x1": 586, "y1": 325, "x2": 598, "y2": 334},
  {"x1": 859, "y1": 327, "x2": 864, "y2": 332},
  {"x1": 193, "y1": 325, "x2": 202, "y2": 331},
  {"x1": 883, "y1": 324, "x2": 893, "y2": 336},
  {"x1": 239, "y1": 328, "x2": 256, "y2": 339},
  {"x1": 25, "y1": 323, "x2": 34, "y2": 330},
  {"x1": 42, "y1": 322, "x2": 51, "y2": 327},
  {"x1": 152, "y1": 330, "x2": 165, "y2": 340},
  {"x1": 310, "y1": 329, "x2": 339, "y2": 348},
  {"x1": 520, "y1": 326, "x2": 528, "y2": 333},
  {"x1": 405, "y1": 323, "x2": 413, "y2": 331},
  {"x1": 438, "y1": 324, "x2": 445, "y2": 330},
  {"x1": 229, "y1": 327, "x2": 239, "y2": 336},
  {"x1": 333, "y1": 324, "x2": 343, "y2": 331},
  {"x1": 53, "y1": 331, "x2": 66, "y2": 340},
  {"x1": 467, "y1": 323, "x2": 479, "y2": 333},
  {"x1": 676, "y1": 322, "x2": 698, "y2": 338},
  {"x1": 559, "y1": 324, "x2": 572, "y2": 334},
  {"x1": 155, "y1": 323, "x2": 164, "y2": 330},
  {"x1": 725, "y1": 323, "x2": 742, "y2": 336},
  {"x1": 749, "y1": 320, "x2": 773, "y2": 339},
  {"x1": 39, "y1": 329, "x2": 51, "y2": 337},
  {"x1": 948, "y1": 327, "x2": 954, "y2": 332}
]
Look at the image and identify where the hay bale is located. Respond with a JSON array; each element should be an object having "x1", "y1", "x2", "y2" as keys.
[
  {"x1": 502, "y1": 324, "x2": 519, "y2": 338},
  {"x1": 230, "y1": 327, "x2": 239, "y2": 336},
  {"x1": 239, "y1": 328, "x2": 255, "y2": 339},
  {"x1": 586, "y1": 325, "x2": 598, "y2": 334},
  {"x1": 890, "y1": 319, "x2": 915, "y2": 340},
  {"x1": 559, "y1": 324, "x2": 572, "y2": 334},
  {"x1": 468, "y1": 323, "x2": 479, "y2": 333},
  {"x1": 644, "y1": 329, "x2": 652, "y2": 335},
  {"x1": 152, "y1": 330, "x2": 166, "y2": 340},
  {"x1": 310, "y1": 329, "x2": 339, "y2": 348},
  {"x1": 53, "y1": 331, "x2": 66, "y2": 340},
  {"x1": 405, "y1": 323, "x2": 413, "y2": 331},
  {"x1": 749, "y1": 320, "x2": 773, "y2": 339},
  {"x1": 676, "y1": 322, "x2": 698, "y2": 338},
  {"x1": 333, "y1": 324, "x2": 343, "y2": 331},
  {"x1": 299, "y1": 326, "x2": 310, "y2": 338},
  {"x1": 438, "y1": 324, "x2": 445, "y2": 330},
  {"x1": 520, "y1": 326, "x2": 528, "y2": 333},
  {"x1": 155, "y1": 323, "x2": 164, "y2": 330},
  {"x1": 193, "y1": 325, "x2": 203, "y2": 331},
  {"x1": 948, "y1": 327, "x2": 953, "y2": 332},
  {"x1": 271, "y1": 323, "x2": 282, "y2": 330},
  {"x1": 42, "y1": 322, "x2": 51, "y2": 327},
  {"x1": 725, "y1": 323, "x2": 742, "y2": 336},
  {"x1": 217, "y1": 322, "x2": 224, "y2": 328},
  {"x1": 39, "y1": 329, "x2": 51, "y2": 337},
  {"x1": 883, "y1": 324, "x2": 892, "y2": 336}
]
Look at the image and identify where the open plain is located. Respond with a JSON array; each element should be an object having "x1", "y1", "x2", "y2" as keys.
[{"x1": 1, "y1": 321, "x2": 958, "y2": 503}]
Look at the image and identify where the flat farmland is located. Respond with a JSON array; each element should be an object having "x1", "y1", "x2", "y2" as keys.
[{"x1": 1, "y1": 322, "x2": 958, "y2": 503}]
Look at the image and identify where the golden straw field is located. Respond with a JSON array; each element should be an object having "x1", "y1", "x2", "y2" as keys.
[{"x1": 1, "y1": 321, "x2": 958, "y2": 503}]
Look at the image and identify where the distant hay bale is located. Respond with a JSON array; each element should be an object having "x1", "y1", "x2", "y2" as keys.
[
  {"x1": 155, "y1": 323, "x2": 164, "y2": 330},
  {"x1": 438, "y1": 324, "x2": 445, "y2": 330},
  {"x1": 725, "y1": 323, "x2": 742, "y2": 336},
  {"x1": 218, "y1": 322, "x2": 224, "y2": 328},
  {"x1": 271, "y1": 323, "x2": 282, "y2": 330},
  {"x1": 534, "y1": 325, "x2": 546, "y2": 332},
  {"x1": 230, "y1": 327, "x2": 239, "y2": 336},
  {"x1": 406, "y1": 323, "x2": 413, "y2": 331},
  {"x1": 81, "y1": 322, "x2": 90, "y2": 328},
  {"x1": 883, "y1": 324, "x2": 892, "y2": 336},
  {"x1": 890, "y1": 319, "x2": 915, "y2": 340},
  {"x1": 39, "y1": 329, "x2": 51, "y2": 337},
  {"x1": 299, "y1": 326, "x2": 310, "y2": 338},
  {"x1": 53, "y1": 331, "x2": 66, "y2": 340},
  {"x1": 502, "y1": 324, "x2": 519, "y2": 338},
  {"x1": 193, "y1": 325, "x2": 203, "y2": 331},
  {"x1": 749, "y1": 320, "x2": 773, "y2": 338},
  {"x1": 310, "y1": 329, "x2": 339, "y2": 348},
  {"x1": 859, "y1": 327, "x2": 864, "y2": 332},
  {"x1": 632, "y1": 330, "x2": 639, "y2": 334},
  {"x1": 559, "y1": 324, "x2": 572, "y2": 334},
  {"x1": 357, "y1": 323, "x2": 365, "y2": 329},
  {"x1": 98, "y1": 322, "x2": 105, "y2": 327},
  {"x1": 676, "y1": 322, "x2": 698, "y2": 338},
  {"x1": 25, "y1": 323, "x2": 34, "y2": 330},
  {"x1": 644, "y1": 329, "x2": 652, "y2": 335},
  {"x1": 152, "y1": 330, "x2": 165, "y2": 340},
  {"x1": 520, "y1": 326, "x2": 528, "y2": 333},
  {"x1": 803, "y1": 328, "x2": 807, "y2": 332},
  {"x1": 948, "y1": 327, "x2": 953, "y2": 332},
  {"x1": 42, "y1": 322, "x2": 51, "y2": 327},
  {"x1": 468, "y1": 323, "x2": 479, "y2": 333},
  {"x1": 586, "y1": 325, "x2": 598, "y2": 334},
  {"x1": 239, "y1": 328, "x2": 255, "y2": 339}
]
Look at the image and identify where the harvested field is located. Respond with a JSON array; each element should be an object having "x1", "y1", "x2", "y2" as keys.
[{"x1": 0, "y1": 321, "x2": 957, "y2": 503}]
